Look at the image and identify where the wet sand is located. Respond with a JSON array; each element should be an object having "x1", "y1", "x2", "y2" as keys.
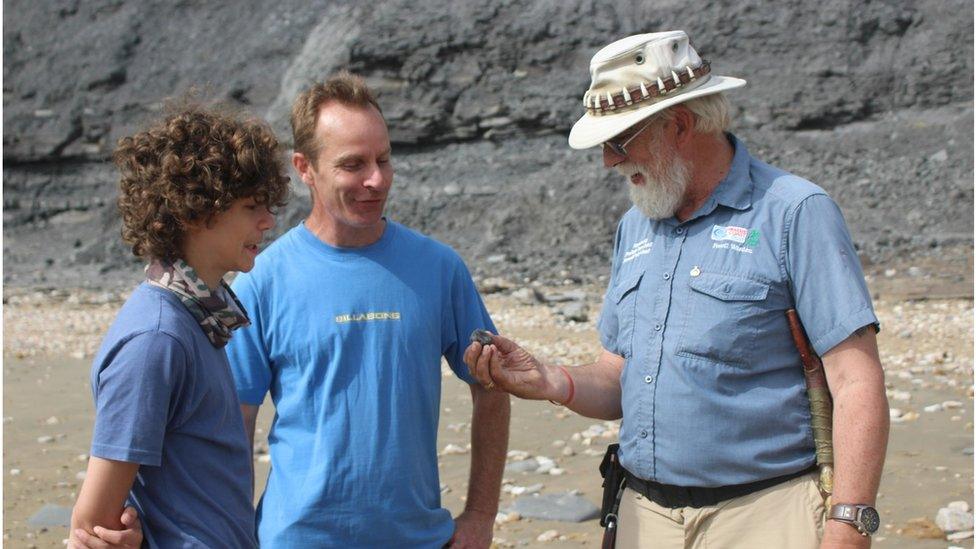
[{"x1": 3, "y1": 284, "x2": 973, "y2": 547}]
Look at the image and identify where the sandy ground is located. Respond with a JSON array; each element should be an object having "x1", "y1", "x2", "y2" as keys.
[{"x1": 2, "y1": 275, "x2": 973, "y2": 548}]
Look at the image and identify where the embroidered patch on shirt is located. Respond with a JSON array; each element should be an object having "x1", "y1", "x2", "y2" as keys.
[
  {"x1": 623, "y1": 238, "x2": 653, "y2": 263},
  {"x1": 711, "y1": 225, "x2": 761, "y2": 254}
]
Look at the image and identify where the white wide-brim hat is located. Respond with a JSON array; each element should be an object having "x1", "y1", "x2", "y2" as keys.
[{"x1": 568, "y1": 31, "x2": 746, "y2": 149}]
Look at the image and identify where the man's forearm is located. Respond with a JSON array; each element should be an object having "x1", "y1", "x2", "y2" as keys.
[
  {"x1": 240, "y1": 404, "x2": 260, "y2": 497},
  {"x1": 464, "y1": 385, "x2": 510, "y2": 517},
  {"x1": 830, "y1": 378, "x2": 889, "y2": 505},
  {"x1": 821, "y1": 330, "x2": 889, "y2": 547},
  {"x1": 560, "y1": 361, "x2": 624, "y2": 420},
  {"x1": 549, "y1": 350, "x2": 625, "y2": 420}
]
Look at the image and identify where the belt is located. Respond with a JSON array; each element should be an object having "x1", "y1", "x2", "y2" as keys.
[{"x1": 623, "y1": 465, "x2": 817, "y2": 509}]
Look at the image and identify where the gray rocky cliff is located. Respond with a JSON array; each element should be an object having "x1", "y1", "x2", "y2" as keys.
[{"x1": 4, "y1": 0, "x2": 973, "y2": 289}]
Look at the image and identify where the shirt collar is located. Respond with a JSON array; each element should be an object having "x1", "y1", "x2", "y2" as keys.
[
  {"x1": 708, "y1": 133, "x2": 753, "y2": 211},
  {"x1": 656, "y1": 133, "x2": 755, "y2": 227}
]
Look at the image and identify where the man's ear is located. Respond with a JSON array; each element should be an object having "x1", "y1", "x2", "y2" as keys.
[
  {"x1": 671, "y1": 106, "x2": 696, "y2": 147},
  {"x1": 292, "y1": 152, "x2": 312, "y2": 186}
]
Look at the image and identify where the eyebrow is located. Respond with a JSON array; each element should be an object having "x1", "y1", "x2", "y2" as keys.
[{"x1": 332, "y1": 148, "x2": 392, "y2": 166}]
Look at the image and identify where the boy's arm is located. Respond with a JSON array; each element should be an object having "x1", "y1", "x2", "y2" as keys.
[
  {"x1": 71, "y1": 457, "x2": 140, "y2": 534},
  {"x1": 69, "y1": 506, "x2": 142, "y2": 549}
]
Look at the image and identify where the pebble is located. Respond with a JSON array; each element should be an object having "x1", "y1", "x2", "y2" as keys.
[
  {"x1": 37, "y1": 436, "x2": 55, "y2": 444},
  {"x1": 503, "y1": 483, "x2": 544, "y2": 496},
  {"x1": 495, "y1": 511, "x2": 521, "y2": 524},
  {"x1": 44, "y1": 416, "x2": 59, "y2": 425},
  {"x1": 891, "y1": 411, "x2": 919, "y2": 423},
  {"x1": 507, "y1": 492, "x2": 600, "y2": 522},
  {"x1": 440, "y1": 444, "x2": 469, "y2": 456},
  {"x1": 511, "y1": 287, "x2": 540, "y2": 305},
  {"x1": 76, "y1": 454, "x2": 89, "y2": 462},
  {"x1": 557, "y1": 302, "x2": 588, "y2": 322},
  {"x1": 536, "y1": 530, "x2": 559, "y2": 542},
  {"x1": 561, "y1": 446, "x2": 575, "y2": 457},
  {"x1": 505, "y1": 459, "x2": 541, "y2": 474},
  {"x1": 923, "y1": 403, "x2": 943, "y2": 413},
  {"x1": 507, "y1": 450, "x2": 531, "y2": 461},
  {"x1": 936, "y1": 505, "x2": 975, "y2": 533},
  {"x1": 75, "y1": 471, "x2": 86, "y2": 480},
  {"x1": 889, "y1": 390, "x2": 912, "y2": 401},
  {"x1": 10, "y1": 469, "x2": 21, "y2": 476},
  {"x1": 942, "y1": 400, "x2": 963, "y2": 409}
]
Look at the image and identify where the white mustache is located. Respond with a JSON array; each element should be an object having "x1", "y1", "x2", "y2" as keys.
[{"x1": 615, "y1": 162, "x2": 640, "y2": 178}]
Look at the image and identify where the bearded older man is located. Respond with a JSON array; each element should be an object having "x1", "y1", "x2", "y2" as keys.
[{"x1": 466, "y1": 31, "x2": 889, "y2": 548}]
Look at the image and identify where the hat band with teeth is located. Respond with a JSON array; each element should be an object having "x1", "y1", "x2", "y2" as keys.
[{"x1": 583, "y1": 60, "x2": 712, "y2": 116}]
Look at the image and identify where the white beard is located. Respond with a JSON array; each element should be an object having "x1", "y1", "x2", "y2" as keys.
[{"x1": 615, "y1": 146, "x2": 691, "y2": 220}]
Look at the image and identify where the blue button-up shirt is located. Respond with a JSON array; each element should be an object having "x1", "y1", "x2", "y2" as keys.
[{"x1": 598, "y1": 134, "x2": 878, "y2": 487}]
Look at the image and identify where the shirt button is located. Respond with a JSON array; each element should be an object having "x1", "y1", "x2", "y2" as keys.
[
  {"x1": 690, "y1": 266, "x2": 701, "y2": 277},
  {"x1": 675, "y1": 227, "x2": 685, "y2": 235},
  {"x1": 654, "y1": 324, "x2": 662, "y2": 331},
  {"x1": 644, "y1": 375, "x2": 653, "y2": 383},
  {"x1": 640, "y1": 430, "x2": 648, "y2": 438},
  {"x1": 663, "y1": 273, "x2": 671, "y2": 280}
]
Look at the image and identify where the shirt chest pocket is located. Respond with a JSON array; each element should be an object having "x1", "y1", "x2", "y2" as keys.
[
  {"x1": 676, "y1": 271, "x2": 770, "y2": 367},
  {"x1": 608, "y1": 271, "x2": 643, "y2": 359}
]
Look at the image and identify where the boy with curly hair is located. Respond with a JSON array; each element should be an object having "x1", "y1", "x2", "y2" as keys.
[{"x1": 69, "y1": 106, "x2": 289, "y2": 548}]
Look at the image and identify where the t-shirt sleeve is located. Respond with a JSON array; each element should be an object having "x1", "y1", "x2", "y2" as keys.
[
  {"x1": 226, "y1": 274, "x2": 273, "y2": 405},
  {"x1": 786, "y1": 193, "x2": 879, "y2": 356},
  {"x1": 443, "y1": 258, "x2": 496, "y2": 385},
  {"x1": 90, "y1": 332, "x2": 188, "y2": 466}
]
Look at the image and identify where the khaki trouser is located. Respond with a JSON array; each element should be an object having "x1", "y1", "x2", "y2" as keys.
[{"x1": 615, "y1": 472, "x2": 825, "y2": 549}]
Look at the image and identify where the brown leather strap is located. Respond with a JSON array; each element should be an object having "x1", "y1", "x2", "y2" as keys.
[{"x1": 586, "y1": 61, "x2": 711, "y2": 114}]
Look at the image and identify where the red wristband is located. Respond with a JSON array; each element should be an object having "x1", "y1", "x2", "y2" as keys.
[{"x1": 549, "y1": 366, "x2": 575, "y2": 406}]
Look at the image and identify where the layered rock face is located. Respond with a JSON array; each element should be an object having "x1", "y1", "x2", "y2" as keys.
[{"x1": 4, "y1": 0, "x2": 973, "y2": 288}]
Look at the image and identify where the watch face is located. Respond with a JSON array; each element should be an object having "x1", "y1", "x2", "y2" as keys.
[{"x1": 859, "y1": 507, "x2": 880, "y2": 534}]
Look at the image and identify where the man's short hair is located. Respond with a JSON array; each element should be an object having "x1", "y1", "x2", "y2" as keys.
[
  {"x1": 115, "y1": 105, "x2": 290, "y2": 262},
  {"x1": 655, "y1": 93, "x2": 732, "y2": 134},
  {"x1": 290, "y1": 71, "x2": 383, "y2": 165}
]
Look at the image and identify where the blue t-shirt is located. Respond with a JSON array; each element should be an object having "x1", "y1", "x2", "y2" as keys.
[
  {"x1": 89, "y1": 283, "x2": 257, "y2": 548},
  {"x1": 226, "y1": 220, "x2": 495, "y2": 548},
  {"x1": 598, "y1": 134, "x2": 878, "y2": 487}
]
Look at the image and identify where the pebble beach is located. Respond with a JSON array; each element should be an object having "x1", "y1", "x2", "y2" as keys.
[{"x1": 3, "y1": 275, "x2": 973, "y2": 548}]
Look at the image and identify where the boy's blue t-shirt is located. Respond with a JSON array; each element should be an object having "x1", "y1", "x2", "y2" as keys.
[
  {"x1": 227, "y1": 221, "x2": 495, "y2": 548},
  {"x1": 89, "y1": 283, "x2": 257, "y2": 549}
]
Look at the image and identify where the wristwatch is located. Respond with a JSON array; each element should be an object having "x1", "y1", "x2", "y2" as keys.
[{"x1": 828, "y1": 503, "x2": 881, "y2": 536}]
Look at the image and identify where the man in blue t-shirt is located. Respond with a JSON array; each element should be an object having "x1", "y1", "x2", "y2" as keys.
[
  {"x1": 226, "y1": 72, "x2": 510, "y2": 547},
  {"x1": 466, "y1": 32, "x2": 889, "y2": 549}
]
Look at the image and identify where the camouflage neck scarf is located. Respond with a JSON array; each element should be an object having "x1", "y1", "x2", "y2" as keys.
[{"x1": 145, "y1": 259, "x2": 250, "y2": 348}]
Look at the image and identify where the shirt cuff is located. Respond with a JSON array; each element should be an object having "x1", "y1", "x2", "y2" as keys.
[
  {"x1": 236, "y1": 387, "x2": 268, "y2": 406},
  {"x1": 810, "y1": 306, "x2": 880, "y2": 356},
  {"x1": 91, "y1": 444, "x2": 161, "y2": 467}
]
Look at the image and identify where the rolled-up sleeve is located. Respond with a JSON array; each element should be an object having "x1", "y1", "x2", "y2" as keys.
[{"x1": 785, "y1": 193, "x2": 879, "y2": 356}]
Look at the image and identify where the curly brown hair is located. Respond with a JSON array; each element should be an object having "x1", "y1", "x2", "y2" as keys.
[
  {"x1": 115, "y1": 106, "x2": 290, "y2": 262},
  {"x1": 290, "y1": 71, "x2": 383, "y2": 166}
]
